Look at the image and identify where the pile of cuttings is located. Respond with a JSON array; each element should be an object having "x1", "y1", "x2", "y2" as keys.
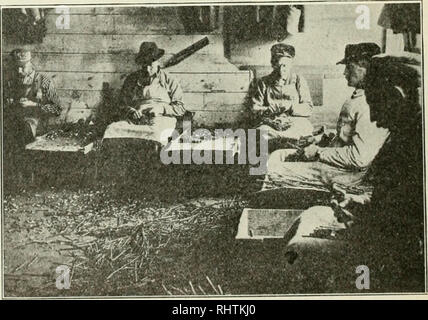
[
  {"x1": 260, "y1": 115, "x2": 293, "y2": 131},
  {"x1": 70, "y1": 197, "x2": 244, "y2": 296},
  {"x1": 45, "y1": 119, "x2": 98, "y2": 146},
  {"x1": 128, "y1": 108, "x2": 156, "y2": 126}
]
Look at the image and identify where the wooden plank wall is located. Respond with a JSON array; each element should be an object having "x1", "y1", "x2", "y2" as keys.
[
  {"x1": 3, "y1": 6, "x2": 353, "y2": 128},
  {"x1": 3, "y1": 7, "x2": 252, "y2": 127}
]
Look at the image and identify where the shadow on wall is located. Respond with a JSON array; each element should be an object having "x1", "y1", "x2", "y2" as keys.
[
  {"x1": 225, "y1": 5, "x2": 305, "y2": 43},
  {"x1": 2, "y1": 8, "x2": 49, "y2": 44}
]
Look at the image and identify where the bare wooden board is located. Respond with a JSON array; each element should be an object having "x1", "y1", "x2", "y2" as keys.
[
  {"x1": 56, "y1": 90, "x2": 246, "y2": 111},
  {"x1": 56, "y1": 90, "x2": 246, "y2": 113},
  {"x1": 45, "y1": 11, "x2": 185, "y2": 35},
  {"x1": 42, "y1": 71, "x2": 251, "y2": 93},
  {"x1": 193, "y1": 111, "x2": 245, "y2": 126},
  {"x1": 44, "y1": 6, "x2": 179, "y2": 16},
  {"x1": 3, "y1": 34, "x2": 224, "y2": 56},
  {"x1": 15, "y1": 53, "x2": 238, "y2": 73}
]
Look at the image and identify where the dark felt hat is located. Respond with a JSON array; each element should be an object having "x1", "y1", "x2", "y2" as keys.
[
  {"x1": 337, "y1": 42, "x2": 381, "y2": 65},
  {"x1": 135, "y1": 42, "x2": 165, "y2": 65},
  {"x1": 271, "y1": 43, "x2": 295, "y2": 58}
]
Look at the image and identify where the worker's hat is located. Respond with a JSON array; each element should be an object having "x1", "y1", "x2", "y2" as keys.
[
  {"x1": 135, "y1": 42, "x2": 165, "y2": 65},
  {"x1": 271, "y1": 43, "x2": 296, "y2": 59},
  {"x1": 337, "y1": 43, "x2": 381, "y2": 65}
]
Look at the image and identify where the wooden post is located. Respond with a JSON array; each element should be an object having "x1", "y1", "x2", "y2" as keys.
[
  {"x1": 218, "y1": 6, "x2": 224, "y2": 33},
  {"x1": 209, "y1": 6, "x2": 216, "y2": 30},
  {"x1": 223, "y1": 6, "x2": 231, "y2": 59},
  {"x1": 272, "y1": 5, "x2": 278, "y2": 27},
  {"x1": 381, "y1": 28, "x2": 387, "y2": 53},
  {"x1": 256, "y1": 6, "x2": 260, "y2": 23}
]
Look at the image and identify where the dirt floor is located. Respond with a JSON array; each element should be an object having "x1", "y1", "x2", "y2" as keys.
[
  {"x1": 4, "y1": 151, "x2": 418, "y2": 296},
  {"x1": 4, "y1": 160, "x2": 308, "y2": 297}
]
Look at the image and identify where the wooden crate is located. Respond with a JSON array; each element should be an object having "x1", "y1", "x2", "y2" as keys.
[
  {"x1": 236, "y1": 208, "x2": 304, "y2": 240},
  {"x1": 26, "y1": 135, "x2": 95, "y2": 155}
]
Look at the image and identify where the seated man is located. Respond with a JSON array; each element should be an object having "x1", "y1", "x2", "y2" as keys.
[
  {"x1": 250, "y1": 43, "x2": 314, "y2": 144},
  {"x1": 103, "y1": 42, "x2": 186, "y2": 145},
  {"x1": 281, "y1": 53, "x2": 423, "y2": 293},
  {"x1": 4, "y1": 49, "x2": 63, "y2": 183},
  {"x1": 101, "y1": 42, "x2": 186, "y2": 180},
  {"x1": 263, "y1": 43, "x2": 389, "y2": 193}
]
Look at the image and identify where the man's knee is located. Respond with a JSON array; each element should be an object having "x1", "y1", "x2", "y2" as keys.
[
  {"x1": 289, "y1": 117, "x2": 314, "y2": 137},
  {"x1": 267, "y1": 149, "x2": 295, "y2": 169}
]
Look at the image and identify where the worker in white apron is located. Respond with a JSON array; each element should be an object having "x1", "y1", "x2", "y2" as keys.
[
  {"x1": 103, "y1": 42, "x2": 186, "y2": 145},
  {"x1": 250, "y1": 43, "x2": 314, "y2": 145},
  {"x1": 101, "y1": 42, "x2": 186, "y2": 180}
]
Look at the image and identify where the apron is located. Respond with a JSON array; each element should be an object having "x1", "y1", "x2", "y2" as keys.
[
  {"x1": 102, "y1": 74, "x2": 177, "y2": 145},
  {"x1": 257, "y1": 80, "x2": 313, "y2": 140}
]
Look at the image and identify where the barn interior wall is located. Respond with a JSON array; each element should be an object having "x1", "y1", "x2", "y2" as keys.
[{"x1": 3, "y1": 4, "x2": 388, "y2": 128}]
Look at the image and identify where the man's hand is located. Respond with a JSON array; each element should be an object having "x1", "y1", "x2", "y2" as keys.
[
  {"x1": 128, "y1": 107, "x2": 142, "y2": 120},
  {"x1": 331, "y1": 199, "x2": 354, "y2": 227},
  {"x1": 302, "y1": 144, "x2": 320, "y2": 161},
  {"x1": 138, "y1": 104, "x2": 164, "y2": 116},
  {"x1": 268, "y1": 100, "x2": 292, "y2": 115},
  {"x1": 19, "y1": 98, "x2": 38, "y2": 108}
]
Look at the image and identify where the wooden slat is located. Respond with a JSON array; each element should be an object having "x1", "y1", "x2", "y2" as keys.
[
  {"x1": 44, "y1": 6, "x2": 178, "y2": 16},
  {"x1": 52, "y1": 109, "x2": 245, "y2": 127},
  {"x1": 3, "y1": 34, "x2": 223, "y2": 56},
  {"x1": 47, "y1": 72, "x2": 125, "y2": 91},
  {"x1": 55, "y1": 108, "x2": 245, "y2": 127},
  {"x1": 56, "y1": 90, "x2": 204, "y2": 111},
  {"x1": 3, "y1": 52, "x2": 238, "y2": 73},
  {"x1": 57, "y1": 90, "x2": 102, "y2": 110},
  {"x1": 244, "y1": 65, "x2": 344, "y2": 79},
  {"x1": 28, "y1": 52, "x2": 139, "y2": 73},
  {"x1": 56, "y1": 90, "x2": 245, "y2": 113},
  {"x1": 42, "y1": 71, "x2": 250, "y2": 93},
  {"x1": 203, "y1": 92, "x2": 247, "y2": 111},
  {"x1": 91, "y1": 7, "x2": 177, "y2": 15},
  {"x1": 45, "y1": 11, "x2": 184, "y2": 35},
  {"x1": 193, "y1": 111, "x2": 244, "y2": 126}
]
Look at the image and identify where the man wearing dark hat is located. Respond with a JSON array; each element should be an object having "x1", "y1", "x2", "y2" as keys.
[
  {"x1": 103, "y1": 42, "x2": 186, "y2": 144},
  {"x1": 279, "y1": 52, "x2": 424, "y2": 293},
  {"x1": 250, "y1": 43, "x2": 314, "y2": 143},
  {"x1": 4, "y1": 48, "x2": 63, "y2": 183},
  {"x1": 263, "y1": 43, "x2": 389, "y2": 192}
]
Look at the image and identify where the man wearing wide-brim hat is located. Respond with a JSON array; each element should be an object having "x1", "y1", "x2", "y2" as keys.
[
  {"x1": 250, "y1": 43, "x2": 314, "y2": 146},
  {"x1": 263, "y1": 43, "x2": 390, "y2": 195},
  {"x1": 4, "y1": 48, "x2": 63, "y2": 184},
  {"x1": 102, "y1": 42, "x2": 186, "y2": 145}
]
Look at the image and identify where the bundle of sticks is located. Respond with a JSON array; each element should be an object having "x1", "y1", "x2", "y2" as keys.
[{"x1": 45, "y1": 119, "x2": 97, "y2": 146}]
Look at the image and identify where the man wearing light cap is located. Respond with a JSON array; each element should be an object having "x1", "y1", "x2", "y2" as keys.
[
  {"x1": 263, "y1": 42, "x2": 390, "y2": 193},
  {"x1": 251, "y1": 43, "x2": 314, "y2": 144},
  {"x1": 4, "y1": 49, "x2": 63, "y2": 182},
  {"x1": 4, "y1": 49, "x2": 63, "y2": 141}
]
